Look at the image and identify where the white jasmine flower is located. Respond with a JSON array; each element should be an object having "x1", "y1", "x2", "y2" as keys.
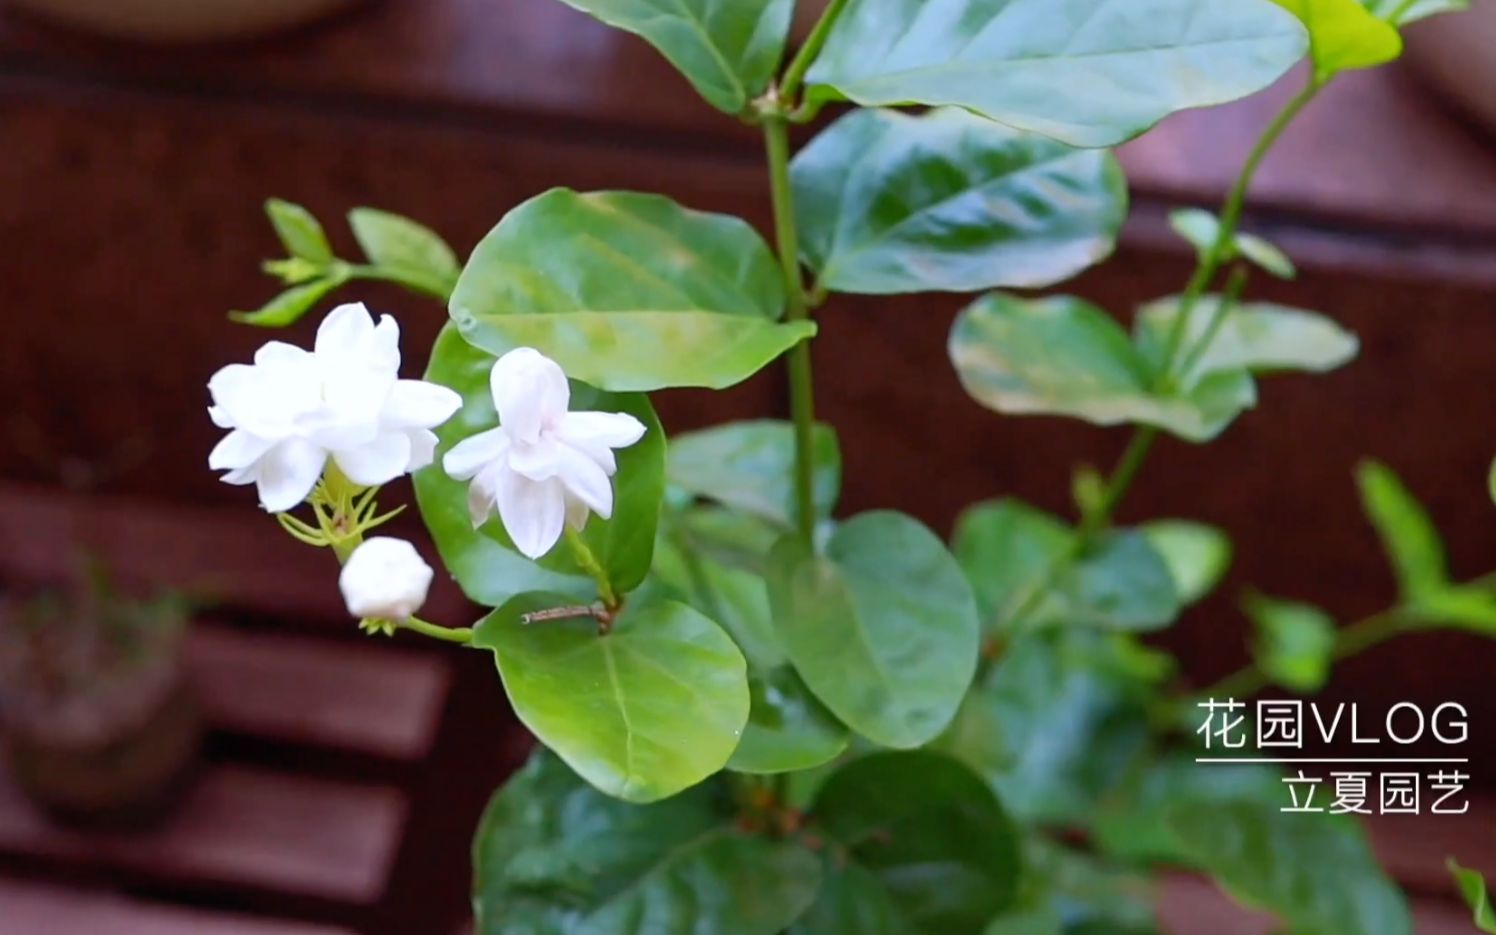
[
  {"x1": 339, "y1": 537, "x2": 434, "y2": 620},
  {"x1": 442, "y1": 348, "x2": 646, "y2": 560},
  {"x1": 208, "y1": 303, "x2": 462, "y2": 511}
]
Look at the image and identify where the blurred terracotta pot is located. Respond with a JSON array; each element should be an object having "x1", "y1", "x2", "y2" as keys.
[
  {"x1": 1405, "y1": 4, "x2": 1496, "y2": 136},
  {"x1": 4, "y1": 0, "x2": 364, "y2": 42}
]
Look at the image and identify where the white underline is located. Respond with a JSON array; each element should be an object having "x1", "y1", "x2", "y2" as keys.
[{"x1": 1196, "y1": 757, "x2": 1469, "y2": 764}]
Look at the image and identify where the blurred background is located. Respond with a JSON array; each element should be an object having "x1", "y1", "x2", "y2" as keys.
[{"x1": 0, "y1": 0, "x2": 1493, "y2": 933}]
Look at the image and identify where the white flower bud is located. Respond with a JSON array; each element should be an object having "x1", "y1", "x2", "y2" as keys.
[{"x1": 339, "y1": 537, "x2": 434, "y2": 621}]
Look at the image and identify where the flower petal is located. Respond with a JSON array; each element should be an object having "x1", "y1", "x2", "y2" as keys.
[
  {"x1": 315, "y1": 303, "x2": 376, "y2": 357},
  {"x1": 565, "y1": 492, "x2": 591, "y2": 531},
  {"x1": 384, "y1": 379, "x2": 462, "y2": 429},
  {"x1": 334, "y1": 432, "x2": 413, "y2": 487},
  {"x1": 443, "y1": 427, "x2": 510, "y2": 481},
  {"x1": 496, "y1": 469, "x2": 566, "y2": 559},
  {"x1": 255, "y1": 439, "x2": 327, "y2": 512},
  {"x1": 254, "y1": 340, "x2": 314, "y2": 371},
  {"x1": 468, "y1": 469, "x2": 499, "y2": 528},
  {"x1": 507, "y1": 436, "x2": 562, "y2": 482},
  {"x1": 490, "y1": 348, "x2": 569, "y2": 446},
  {"x1": 558, "y1": 410, "x2": 647, "y2": 451},
  {"x1": 406, "y1": 429, "x2": 439, "y2": 473},
  {"x1": 556, "y1": 442, "x2": 614, "y2": 520},
  {"x1": 209, "y1": 429, "x2": 274, "y2": 471}
]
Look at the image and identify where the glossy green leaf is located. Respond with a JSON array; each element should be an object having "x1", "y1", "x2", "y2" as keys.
[
  {"x1": 1272, "y1": 0, "x2": 1402, "y2": 78},
  {"x1": 1356, "y1": 460, "x2": 1448, "y2": 600},
  {"x1": 812, "y1": 751, "x2": 1023, "y2": 933},
  {"x1": 230, "y1": 274, "x2": 348, "y2": 327},
  {"x1": 729, "y1": 666, "x2": 850, "y2": 774},
  {"x1": 938, "y1": 631, "x2": 1153, "y2": 825},
  {"x1": 805, "y1": 0, "x2": 1308, "y2": 148},
  {"x1": 950, "y1": 293, "x2": 1256, "y2": 443},
  {"x1": 651, "y1": 531, "x2": 850, "y2": 774},
  {"x1": 1168, "y1": 208, "x2": 1296, "y2": 279},
  {"x1": 1141, "y1": 520, "x2": 1232, "y2": 605},
  {"x1": 450, "y1": 189, "x2": 811, "y2": 391},
  {"x1": 473, "y1": 750, "x2": 820, "y2": 935},
  {"x1": 1246, "y1": 592, "x2": 1336, "y2": 692},
  {"x1": 415, "y1": 326, "x2": 665, "y2": 605},
  {"x1": 1364, "y1": 0, "x2": 1468, "y2": 24},
  {"x1": 348, "y1": 207, "x2": 460, "y2": 296},
  {"x1": 554, "y1": 0, "x2": 792, "y2": 114},
  {"x1": 474, "y1": 593, "x2": 748, "y2": 803},
  {"x1": 668, "y1": 420, "x2": 841, "y2": 528},
  {"x1": 669, "y1": 505, "x2": 783, "y2": 578},
  {"x1": 1449, "y1": 859, "x2": 1496, "y2": 934},
  {"x1": 1136, "y1": 296, "x2": 1359, "y2": 386},
  {"x1": 1027, "y1": 839, "x2": 1159, "y2": 935},
  {"x1": 1171, "y1": 801, "x2": 1412, "y2": 935},
  {"x1": 953, "y1": 499, "x2": 1182, "y2": 632},
  {"x1": 767, "y1": 511, "x2": 980, "y2": 748},
  {"x1": 265, "y1": 198, "x2": 333, "y2": 265},
  {"x1": 791, "y1": 108, "x2": 1127, "y2": 296}
]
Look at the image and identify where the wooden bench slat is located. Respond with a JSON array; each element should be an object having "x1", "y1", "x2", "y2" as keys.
[
  {"x1": 190, "y1": 624, "x2": 450, "y2": 762},
  {"x1": 0, "y1": 765, "x2": 405, "y2": 905},
  {"x1": 0, "y1": 877, "x2": 356, "y2": 935},
  {"x1": 1370, "y1": 797, "x2": 1496, "y2": 894}
]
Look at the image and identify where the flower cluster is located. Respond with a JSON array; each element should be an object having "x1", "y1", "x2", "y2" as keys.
[{"x1": 208, "y1": 304, "x2": 646, "y2": 623}]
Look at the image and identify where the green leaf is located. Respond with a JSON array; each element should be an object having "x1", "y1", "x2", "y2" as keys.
[
  {"x1": 1135, "y1": 296, "x2": 1359, "y2": 385},
  {"x1": 1449, "y1": 858, "x2": 1496, "y2": 934},
  {"x1": 1025, "y1": 839, "x2": 1159, "y2": 935},
  {"x1": 1246, "y1": 592, "x2": 1336, "y2": 692},
  {"x1": 1272, "y1": 0, "x2": 1402, "y2": 78},
  {"x1": 1171, "y1": 801, "x2": 1411, "y2": 935},
  {"x1": 265, "y1": 198, "x2": 333, "y2": 265},
  {"x1": 1356, "y1": 460, "x2": 1448, "y2": 600},
  {"x1": 791, "y1": 108, "x2": 1127, "y2": 296},
  {"x1": 450, "y1": 189, "x2": 811, "y2": 392},
  {"x1": 811, "y1": 751, "x2": 1023, "y2": 933},
  {"x1": 474, "y1": 593, "x2": 748, "y2": 803},
  {"x1": 1168, "y1": 208, "x2": 1296, "y2": 280},
  {"x1": 950, "y1": 293, "x2": 1256, "y2": 443},
  {"x1": 415, "y1": 326, "x2": 665, "y2": 605},
  {"x1": 668, "y1": 420, "x2": 841, "y2": 528},
  {"x1": 653, "y1": 525, "x2": 784, "y2": 666},
  {"x1": 553, "y1": 0, "x2": 792, "y2": 114},
  {"x1": 937, "y1": 630, "x2": 1154, "y2": 825},
  {"x1": 348, "y1": 207, "x2": 460, "y2": 296},
  {"x1": 789, "y1": 861, "x2": 906, "y2": 935},
  {"x1": 804, "y1": 0, "x2": 1308, "y2": 148},
  {"x1": 952, "y1": 500, "x2": 1182, "y2": 633},
  {"x1": 766, "y1": 511, "x2": 980, "y2": 748},
  {"x1": 229, "y1": 274, "x2": 347, "y2": 327},
  {"x1": 473, "y1": 750, "x2": 820, "y2": 934},
  {"x1": 729, "y1": 665, "x2": 850, "y2": 774},
  {"x1": 1141, "y1": 520, "x2": 1232, "y2": 605},
  {"x1": 1363, "y1": 0, "x2": 1468, "y2": 25}
]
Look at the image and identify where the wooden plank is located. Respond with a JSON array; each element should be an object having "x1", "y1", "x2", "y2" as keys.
[
  {"x1": 190, "y1": 624, "x2": 451, "y2": 761},
  {"x1": 0, "y1": 765, "x2": 404, "y2": 905},
  {"x1": 0, "y1": 877, "x2": 355, "y2": 935},
  {"x1": 1370, "y1": 797, "x2": 1496, "y2": 895}
]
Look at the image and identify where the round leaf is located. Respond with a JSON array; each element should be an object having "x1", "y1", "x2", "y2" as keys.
[
  {"x1": 1246, "y1": 591, "x2": 1336, "y2": 692},
  {"x1": 729, "y1": 666, "x2": 849, "y2": 775},
  {"x1": 474, "y1": 593, "x2": 749, "y2": 803},
  {"x1": 1272, "y1": 0, "x2": 1402, "y2": 78},
  {"x1": 415, "y1": 326, "x2": 665, "y2": 605},
  {"x1": 449, "y1": 189, "x2": 811, "y2": 392},
  {"x1": 1140, "y1": 520, "x2": 1232, "y2": 606},
  {"x1": 792, "y1": 108, "x2": 1127, "y2": 295},
  {"x1": 811, "y1": 751, "x2": 1023, "y2": 933},
  {"x1": 950, "y1": 292, "x2": 1256, "y2": 442},
  {"x1": 553, "y1": 0, "x2": 794, "y2": 114},
  {"x1": 767, "y1": 512, "x2": 980, "y2": 749},
  {"x1": 1135, "y1": 295, "x2": 1359, "y2": 384},
  {"x1": 668, "y1": 420, "x2": 841, "y2": 528},
  {"x1": 789, "y1": 861, "x2": 907, "y2": 935},
  {"x1": 348, "y1": 207, "x2": 459, "y2": 296},
  {"x1": 473, "y1": 750, "x2": 821, "y2": 934},
  {"x1": 953, "y1": 498, "x2": 1071, "y2": 629},
  {"x1": 804, "y1": 0, "x2": 1308, "y2": 148}
]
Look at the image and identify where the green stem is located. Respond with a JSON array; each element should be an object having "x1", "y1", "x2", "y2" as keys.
[
  {"x1": 780, "y1": 0, "x2": 849, "y2": 103},
  {"x1": 1174, "y1": 264, "x2": 1250, "y2": 388},
  {"x1": 566, "y1": 528, "x2": 619, "y2": 609},
  {"x1": 764, "y1": 115, "x2": 819, "y2": 546},
  {"x1": 398, "y1": 617, "x2": 474, "y2": 645},
  {"x1": 1157, "y1": 79, "x2": 1323, "y2": 389}
]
